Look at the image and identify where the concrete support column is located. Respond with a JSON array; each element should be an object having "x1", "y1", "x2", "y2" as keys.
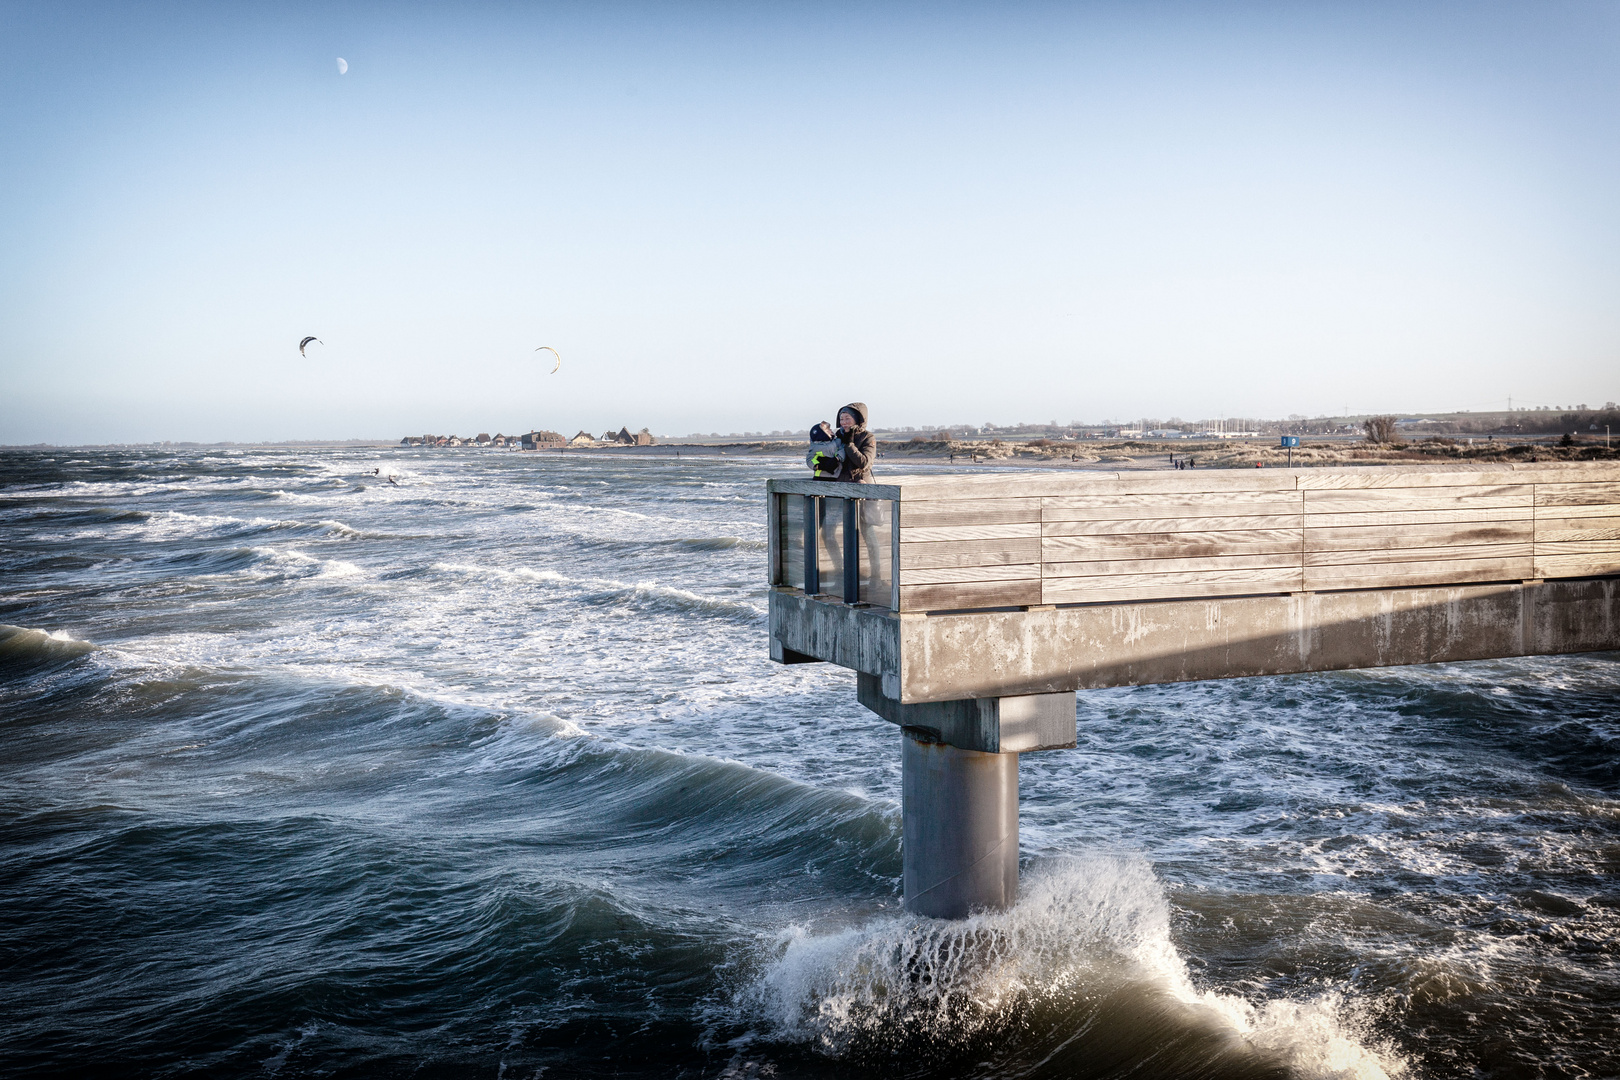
[{"x1": 901, "y1": 730, "x2": 1019, "y2": 919}]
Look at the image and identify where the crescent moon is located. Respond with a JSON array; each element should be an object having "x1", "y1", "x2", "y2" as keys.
[
  {"x1": 535, "y1": 345, "x2": 561, "y2": 374},
  {"x1": 336, "y1": 57, "x2": 348, "y2": 75}
]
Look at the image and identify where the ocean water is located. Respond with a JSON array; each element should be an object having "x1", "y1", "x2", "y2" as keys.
[{"x1": 1, "y1": 446, "x2": 1617, "y2": 1080}]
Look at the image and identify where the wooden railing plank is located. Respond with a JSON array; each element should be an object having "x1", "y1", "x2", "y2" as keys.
[
  {"x1": 1042, "y1": 530, "x2": 1301, "y2": 560},
  {"x1": 1304, "y1": 557, "x2": 1531, "y2": 590},
  {"x1": 900, "y1": 579, "x2": 1041, "y2": 611},
  {"x1": 1042, "y1": 514, "x2": 1301, "y2": 535},
  {"x1": 900, "y1": 499, "x2": 1041, "y2": 527},
  {"x1": 1294, "y1": 469, "x2": 1538, "y2": 489},
  {"x1": 1536, "y1": 553, "x2": 1620, "y2": 578},
  {"x1": 1529, "y1": 511, "x2": 1620, "y2": 537},
  {"x1": 1535, "y1": 481, "x2": 1620, "y2": 506},
  {"x1": 1304, "y1": 521, "x2": 1532, "y2": 552},
  {"x1": 1536, "y1": 524, "x2": 1620, "y2": 543},
  {"x1": 1303, "y1": 487, "x2": 1533, "y2": 512},
  {"x1": 903, "y1": 563, "x2": 1044, "y2": 585},
  {"x1": 1042, "y1": 493, "x2": 1303, "y2": 521},
  {"x1": 903, "y1": 522, "x2": 1042, "y2": 543},
  {"x1": 1304, "y1": 542, "x2": 1534, "y2": 567},
  {"x1": 1043, "y1": 567, "x2": 1303, "y2": 605},
  {"x1": 1533, "y1": 539, "x2": 1620, "y2": 557},
  {"x1": 883, "y1": 471, "x2": 1299, "y2": 501},
  {"x1": 1043, "y1": 552, "x2": 1305, "y2": 577},
  {"x1": 1303, "y1": 507, "x2": 1534, "y2": 528},
  {"x1": 1535, "y1": 505, "x2": 1620, "y2": 525},
  {"x1": 900, "y1": 538, "x2": 1041, "y2": 569}
]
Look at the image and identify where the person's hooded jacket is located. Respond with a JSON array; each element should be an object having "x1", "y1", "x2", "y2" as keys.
[{"x1": 832, "y1": 402, "x2": 876, "y2": 483}]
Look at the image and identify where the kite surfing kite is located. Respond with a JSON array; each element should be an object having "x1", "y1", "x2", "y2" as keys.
[
  {"x1": 299, "y1": 336, "x2": 322, "y2": 357},
  {"x1": 535, "y1": 345, "x2": 561, "y2": 373}
]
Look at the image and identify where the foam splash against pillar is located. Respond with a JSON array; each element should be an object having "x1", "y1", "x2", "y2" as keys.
[{"x1": 741, "y1": 855, "x2": 1407, "y2": 1079}]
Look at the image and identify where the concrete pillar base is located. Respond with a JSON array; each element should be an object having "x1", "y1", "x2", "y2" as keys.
[{"x1": 901, "y1": 729, "x2": 1019, "y2": 919}]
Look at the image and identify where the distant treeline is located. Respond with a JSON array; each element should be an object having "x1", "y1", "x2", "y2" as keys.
[
  {"x1": 871, "y1": 408, "x2": 1620, "y2": 440},
  {"x1": 1429, "y1": 409, "x2": 1620, "y2": 436}
]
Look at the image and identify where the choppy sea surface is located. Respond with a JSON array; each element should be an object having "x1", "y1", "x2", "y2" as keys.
[{"x1": 2, "y1": 446, "x2": 1617, "y2": 1079}]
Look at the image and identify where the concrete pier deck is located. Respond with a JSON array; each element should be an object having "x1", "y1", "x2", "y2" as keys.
[{"x1": 766, "y1": 462, "x2": 1620, "y2": 917}]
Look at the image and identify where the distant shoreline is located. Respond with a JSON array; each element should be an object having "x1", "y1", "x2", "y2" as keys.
[
  {"x1": 394, "y1": 433, "x2": 1620, "y2": 468},
  {"x1": 9, "y1": 434, "x2": 1613, "y2": 468}
]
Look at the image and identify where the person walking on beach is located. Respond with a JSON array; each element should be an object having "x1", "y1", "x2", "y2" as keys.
[{"x1": 828, "y1": 402, "x2": 875, "y2": 483}]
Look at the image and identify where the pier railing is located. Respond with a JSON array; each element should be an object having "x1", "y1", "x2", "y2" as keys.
[
  {"x1": 771, "y1": 482, "x2": 899, "y2": 607},
  {"x1": 768, "y1": 463, "x2": 1620, "y2": 614}
]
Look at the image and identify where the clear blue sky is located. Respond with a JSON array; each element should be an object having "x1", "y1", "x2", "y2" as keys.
[{"x1": 2, "y1": 1, "x2": 1616, "y2": 443}]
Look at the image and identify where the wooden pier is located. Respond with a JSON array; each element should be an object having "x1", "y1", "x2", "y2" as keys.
[{"x1": 766, "y1": 462, "x2": 1620, "y2": 917}]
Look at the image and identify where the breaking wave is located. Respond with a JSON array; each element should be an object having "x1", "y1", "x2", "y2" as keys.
[
  {"x1": 435, "y1": 562, "x2": 765, "y2": 621},
  {"x1": 741, "y1": 856, "x2": 1405, "y2": 1079},
  {"x1": 0, "y1": 624, "x2": 95, "y2": 665}
]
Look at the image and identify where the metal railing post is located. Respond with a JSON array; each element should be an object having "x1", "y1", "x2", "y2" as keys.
[{"x1": 843, "y1": 497, "x2": 859, "y2": 603}]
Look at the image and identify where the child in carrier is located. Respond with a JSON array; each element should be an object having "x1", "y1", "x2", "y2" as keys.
[{"x1": 806, "y1": 421, "x2": 843, "y2": 480}]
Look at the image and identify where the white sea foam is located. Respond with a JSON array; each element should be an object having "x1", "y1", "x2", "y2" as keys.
[
  {"x1": 509, "y1": 567, "x2": 573, "y2": 585},
  {"x1": 124, "y1": 510, "x2": 364, "y2": 542},
  {"x1": 432, "y1": 562, "x2": 765, "y2": 620},
  {"x1": 744, "y1": 855, "x2": 1407, "y2": 1079},
  {"x1": 138, "y1": 509, "x2": 255, "y2": 538},
  {"x1": 244, "y1": 547, "x2": 365, "y2": 581},
  {"x1": 613, "y1": 580, "x2": 764, "y2": 620}
]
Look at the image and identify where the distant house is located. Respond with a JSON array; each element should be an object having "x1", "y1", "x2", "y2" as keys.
[
  {"x1": 490, "y1": 434, "x2": 509, "y2": 448},
  {"x1": 475, "y1": 433, "x2": 491, "y2": 445},
  {"x1": 569, "y1": 430, "x2": 598, "y2": 447},
  {"x1": 609, "y1": 427, "x2": 637, "y2": 446},
  {"x1": 521, "y1": 430, "x2": 565, "y2": 450},
  {"x1": 447, "y1": 436, "x2": 464, "y2": 447}
]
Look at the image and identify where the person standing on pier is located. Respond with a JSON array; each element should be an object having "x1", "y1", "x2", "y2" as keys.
[
  {"x1": 815, "y1": 403, "x2": 881, "y2": 596},
  {"x1": 829, "y1": 402, "x2": 875, "y2": 483}
]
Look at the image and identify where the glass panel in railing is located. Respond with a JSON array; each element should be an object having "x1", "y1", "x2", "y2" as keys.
[
  {"x1": 857, "y1": 498, "x2": 896, "y2": 608},
  {"x1": 816, "y1": 497, "x2": 845, "y2": 596},
  {"x1": 778, "y1": 493, "x2": 804, "y2": 587}
]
